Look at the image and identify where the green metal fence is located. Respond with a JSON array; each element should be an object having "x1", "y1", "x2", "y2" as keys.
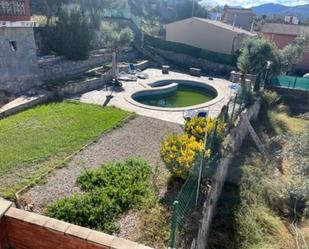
[
  {"x1": 168, "y1": 87, "x2": 250, "y2": 248},
  {"x1": 169, "y1": 154, "x2": 202, "y2": 248},
  {"x1": 168, "y1": 116, "x2": 224, "y2": 248},
  {"x1": 270, "y1": 75, "x2": 309, "y2": 91}
]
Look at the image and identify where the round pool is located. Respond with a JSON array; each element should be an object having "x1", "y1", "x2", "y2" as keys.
[
  {"x1": 134, "y1": 84, "x2": 216, "y2": 108},
  {"x1": 126, "y1": 77, "x2": 224, "y2": 112}
]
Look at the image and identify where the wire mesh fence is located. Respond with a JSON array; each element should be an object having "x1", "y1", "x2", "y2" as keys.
[
  {"x1": 168, "y1": 82, "x2": 253, "y2": 248},
  {"x1": 102, "y1": 9, "x2": 141, "y2": 28},
  {"x1": 270, "y1": 75, "x2": 309, "y2": 91}
]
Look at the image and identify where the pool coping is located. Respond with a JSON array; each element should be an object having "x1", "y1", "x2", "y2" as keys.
[{"x1": 124, "y1": 76, "x2": 225, "y2": 112}]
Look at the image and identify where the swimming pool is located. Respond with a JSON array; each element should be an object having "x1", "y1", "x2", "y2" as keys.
[
  {"x1": 126, "y1": 77, "x2": 224, "y2": 112},
  {"x1": 133, "y1": 84, "x2": 216, "y2": 108}
]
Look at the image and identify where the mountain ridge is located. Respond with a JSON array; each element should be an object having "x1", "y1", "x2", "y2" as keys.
[{"x1": 251, "y1": 3, "x2": 309, "y2": 19}]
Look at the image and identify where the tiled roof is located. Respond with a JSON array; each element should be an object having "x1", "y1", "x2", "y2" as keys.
[{"x1": 261, "y1": 23, "x2": 309, "y2": 36}]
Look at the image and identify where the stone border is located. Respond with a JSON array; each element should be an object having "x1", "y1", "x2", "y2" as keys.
[{"x1": 125, "y1": 76, "x2": 225, "y2": 112}]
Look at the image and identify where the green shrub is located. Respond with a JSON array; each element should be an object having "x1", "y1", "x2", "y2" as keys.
[
  {"x1": 160, "y1": 134, "x2": 204, "y2": 179},
  {"x1": 54, "y1": 8, "x2": 92, "y2": 60},
  {"x1": 46, "y1": 158, "x2": 152, "y2": 233},
  {"x1": 262, "y1": 90, "x2": 281, "y2": 109},
  {"x1": 144, "y1": 34, "x2": 236, "y2": 66},
  {"x1": 185, "y1": 117, "x2": 226, "y2": 145}
]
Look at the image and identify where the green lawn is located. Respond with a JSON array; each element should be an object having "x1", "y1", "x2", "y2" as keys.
[{"x1": 0, "y1": 101, "x2": 131, "y2": 198}]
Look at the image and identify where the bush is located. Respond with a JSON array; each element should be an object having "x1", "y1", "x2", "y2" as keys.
[
  {"x1": 160, "y1": 134, "x2": 204, "y2": 179},
  {"x1": 262, "y1": 90, "x2": 281, "y2": 109},
  {"x1": 144, "y1": 34, "x2": 236, "y2": 66},
  {"x1": 54, "y1": 8, "x2": 92, "y2": 60},
  {"x1": 185, "y1": 117, "x2": 226, "y2": 145},
  {"x1": 46, "y1": 158, "x2": 152, "y2": 233}
]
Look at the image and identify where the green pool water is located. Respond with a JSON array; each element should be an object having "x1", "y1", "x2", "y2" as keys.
[{"x1": 134, "y1": 85, "x2": 216, "y2": 108}]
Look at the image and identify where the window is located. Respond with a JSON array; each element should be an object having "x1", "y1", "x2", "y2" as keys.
[{"x1": 9, "y1": 41, "x2": 17, "y2": 51}]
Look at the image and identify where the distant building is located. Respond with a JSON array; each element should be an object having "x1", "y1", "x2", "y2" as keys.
[
  {"x1": 209, "y1": 12, "x2": 222, "y2": 21},
  {"x1": 164, "y1": 17, "x2": 255, "y2": 55},
  {"x1": 221, "y1": 5, "x2": 254, "y2": 31},
  {"x1": 0, "y1": 0, "x2": 30, "y2": 21},
  {"x1": 284, "y1": 16, "x2": 299, "y2": 25},
  {"x1": 261, "y1": 23, "x2": 309, "y2": 71},
  {"x1": 0, "y1": 0, "x2": 40, "y2": 94}
]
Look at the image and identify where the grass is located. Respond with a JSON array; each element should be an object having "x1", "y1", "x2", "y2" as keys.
[
  {"x1": 269, "y1": 111, "x2": 309, "y2": 134},
  {"x1": 0, "y1": 101, "x2": 131, "y2": 198},
  {"x1": 208, "y1": 97, "x2": 309, "y2": 249}
]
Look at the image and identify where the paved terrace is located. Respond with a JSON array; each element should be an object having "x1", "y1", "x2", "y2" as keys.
[{"x1": 77, "y1": 68, "x2": 232, "y2": 124}]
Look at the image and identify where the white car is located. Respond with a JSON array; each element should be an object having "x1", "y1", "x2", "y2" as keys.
[{"x1": 303, "y1": 73, "x2": 309, "y2": 79}]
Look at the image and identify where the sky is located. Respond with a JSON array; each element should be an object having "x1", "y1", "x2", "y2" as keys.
[{"x1": 200, "y1": 0, "x2": 309, "y2": 8}]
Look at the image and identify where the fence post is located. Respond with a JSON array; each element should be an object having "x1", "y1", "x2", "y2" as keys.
[
  {"x1": 293, "y1": 77, "x2": 297, "y2": 89},
  {"x1": 169, "y1": 201, "x2": 179, "y2": 249},
  {"x1": 230, "y1": 93, "x2": 238, "y2": 123}
]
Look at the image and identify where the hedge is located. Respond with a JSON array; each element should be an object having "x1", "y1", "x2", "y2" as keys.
[{"x1": 144, "y1": 34, "x2": 237, "y2": 66}]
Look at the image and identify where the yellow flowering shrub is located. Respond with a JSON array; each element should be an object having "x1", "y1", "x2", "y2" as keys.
[
  {"x1": 185, "y1": 117, "x2": 226, "y2": 143},
  {"x1": 160, "y1": 134, "x2": 204, "y2": 179}
]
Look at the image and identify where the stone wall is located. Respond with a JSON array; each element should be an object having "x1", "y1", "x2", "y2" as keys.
[
  {"x1": 194, "y1": 98, "x2": 262, "y2": 249},
  {"x1": 53, "y1": 72, "x2": 113, "y2": 97},
  {"x1": 151, "y1": 48, "x2": 235, "y2": 76},
  {"x1": 38, "y1": 49, "x2": 139, "y2": 81},
  {"x1": 267, "y1": 86, "x2": 309, "y2": 112},
  {"x1": 38, "y1": 51, "x2": 113, "y2": 81},
  {"x1": 0, "y1": 26, "x2": 40, "y2": 94},
  {"x1": 52, "y1": 60, "x2": 150, "y2": 97}
]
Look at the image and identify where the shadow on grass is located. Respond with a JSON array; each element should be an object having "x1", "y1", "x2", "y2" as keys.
[
  {"x1": 160, "y1": 176, "x2": 184, "y2": 207},
  {"x1": 207, "y1": 140, "x2": 253, "y2": 249}
]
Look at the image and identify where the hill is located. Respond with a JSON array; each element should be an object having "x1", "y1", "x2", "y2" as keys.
[{"x1": 252, "y1": 3, "x2": 309, "y2": 19}]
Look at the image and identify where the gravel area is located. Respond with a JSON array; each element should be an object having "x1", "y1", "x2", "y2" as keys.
[{"x1": 23, "y1": 116, "x2": 183, "y2": 214}]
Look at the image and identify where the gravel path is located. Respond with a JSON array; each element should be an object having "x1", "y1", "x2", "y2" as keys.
[{"x1": 23, "y1": 116, "x2": 183, "y2": 214}]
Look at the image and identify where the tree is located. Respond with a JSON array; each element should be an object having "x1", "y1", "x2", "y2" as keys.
[
  {"x1": 280, "y1": 44, "x2": 303, "y2": 74},
  {"x1": 54, "y1": 8, "x2": 92, "y2": 60},
  {"x1": 177, "y1": 0, "x2": 209, "y2": 20},
  {"x1": 237, "y1": 37, "x2": 281, "y2": 91},
  {"x1": 77, "y1": 0, "x2": 126, "y2": 29},
  {"x1": 104, "y1": 27, "x2": 134, "y2": 77},
  {"x1": 42, "y1": 0, "x2": 66, "y2": 26}
]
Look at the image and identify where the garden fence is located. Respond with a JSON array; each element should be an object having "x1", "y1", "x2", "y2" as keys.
[
  {"x1": 144, "y1": 34, "x2": 237, "y2": 66},
  {"x1": 102, "y1": 9, "x2": 141, "y2": 28},
  {"x1": 168, "y1": 85, "x2": 250, "y2": 248},
  {"x1": 270, "y1": 75, "x2": 309, "y2": 91}
]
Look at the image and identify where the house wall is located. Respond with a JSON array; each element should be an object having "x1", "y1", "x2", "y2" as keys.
[
  {"x1": 262, "y1": 32, "x2": 296, "y2": 49},
  {"x1": 0, "y1": 0, "x2": 31, "y2": 21},
  {"x1": 164, "y1": 18, "x2": 247, "y2": 55},
  {"x1": 263, "y1": 32, "x2": 309, "y2": 71},
  {"x1": 0, "y1": 26, "x2": 40, "y2": 93}
]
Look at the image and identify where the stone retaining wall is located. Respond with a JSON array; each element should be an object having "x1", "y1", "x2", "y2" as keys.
[
  {"x1": 194, "y1": 98, "x2": 262, "y2": 249},
  {"x1": 0, "y1": 199, "x2": 152, "y2": 249},
  {"x1": 151, "y1": 48, "x2": 235, "y2": 76},
  {"x1": 52, "y1": 60, "x2": 150, "y2": 97},
  {"x1": 38, "y1": 52, "x2": 113, "y2": 81},
  {"x1": 53, "y1": 72, "x2": 113, "y2": 97}
]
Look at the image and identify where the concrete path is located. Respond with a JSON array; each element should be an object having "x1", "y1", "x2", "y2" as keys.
[{"x1": 76, "y1": 69, "x2": 232, "y2": 124}]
